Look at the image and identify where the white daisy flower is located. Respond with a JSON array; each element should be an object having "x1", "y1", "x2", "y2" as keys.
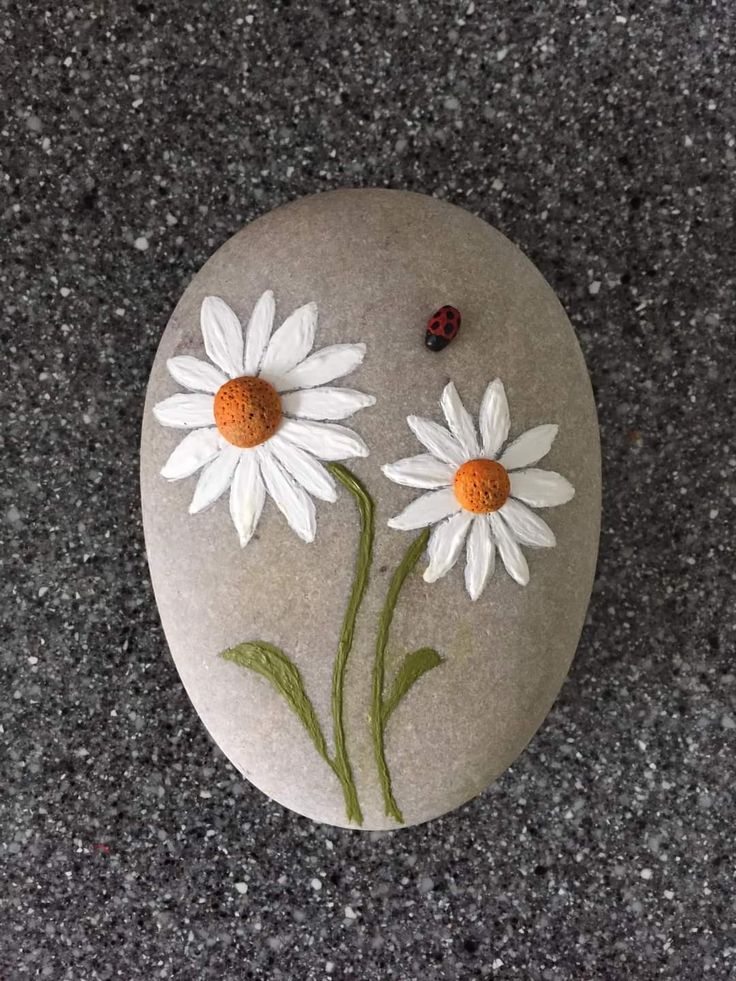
[
  {"x1": 153, "y1": 291, "x2": 375, "y2": 546},
  {"x1": 382, "y1": 379, "x2": 575, "y2": 597}
]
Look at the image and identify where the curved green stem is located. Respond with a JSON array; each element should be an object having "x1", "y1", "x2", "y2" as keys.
[
  {"x1": 372, "y1": 528, "x2": 430, "y2": 823},
  {"x1": 327, "y1": 463, "x2": 374, "y2": 826}
]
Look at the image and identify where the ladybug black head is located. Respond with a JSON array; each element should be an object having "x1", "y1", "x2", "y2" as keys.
[{"x1": 425, "y1": 332, "x2": 450, "y2": 352}]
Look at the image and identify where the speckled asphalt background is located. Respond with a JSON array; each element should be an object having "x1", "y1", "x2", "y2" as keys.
[{"x1": 2, "y1": 2, "x2": 735, "y2": 978}]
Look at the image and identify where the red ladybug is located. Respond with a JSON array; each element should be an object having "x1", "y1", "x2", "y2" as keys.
[{"x1": 425, "y1": 305, "x2": 461, "y2": 351}]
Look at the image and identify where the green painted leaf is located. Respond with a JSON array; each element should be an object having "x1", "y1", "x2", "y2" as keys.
[
  {"x1": 383, "y1": 647, "x2": 442, "y2": 722},
  {"x1": 221, "y1": 641, "x2": 332, "y2": 767}
]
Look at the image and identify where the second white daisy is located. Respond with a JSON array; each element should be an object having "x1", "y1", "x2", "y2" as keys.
[
  {"x1": 154, "y1": 291, "x2": 375, "y2": 546},
  {"x1": 382, "y1": 379, "x2": 575, "y2": 597}
]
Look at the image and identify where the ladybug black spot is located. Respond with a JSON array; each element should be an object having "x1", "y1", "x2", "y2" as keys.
[
  {"x1": 432, "y1": 320, "x2": 441, "y2": 331},
  {"x1": 445, "y1": 309, "x2": 454, "y2": 319},
  {"x1": 444, "y1": 323, "x2": 453, "y2": 335}
]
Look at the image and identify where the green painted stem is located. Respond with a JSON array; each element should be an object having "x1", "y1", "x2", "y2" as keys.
[
  {"x1": 326, "y1": 463, "x2": 374, "y2": 827},
  {"x1": 372, "y1": 527, "x2": 430, "y2": 823}
]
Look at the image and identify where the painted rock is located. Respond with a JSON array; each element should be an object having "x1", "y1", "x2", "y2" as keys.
[{"x1": 140, "y1": 189, "x2": 601, "y2": 830}]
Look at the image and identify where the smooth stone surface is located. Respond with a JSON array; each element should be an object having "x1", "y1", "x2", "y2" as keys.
[{"x1": 140, "y1": 188, "x2": 601, "y2": 829}]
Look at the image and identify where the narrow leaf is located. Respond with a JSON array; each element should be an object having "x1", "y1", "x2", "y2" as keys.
[
  {"x1": 383, "y1": 647, "x2": 442, "y2": 722},
  {"x1": 221, "y1": 641, "x2": 332, "y2": 767}
]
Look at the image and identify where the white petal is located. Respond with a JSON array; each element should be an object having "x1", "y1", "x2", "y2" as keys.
[
  {"x1": 510, "y1": 468, "x2": 575, "y2": 508},
  {"x1": 166, "y1": 356, "x2": 227, "y2": 394},
  {"x1": 271, "y1": 343, "x2": 367, "y2": 392},
  {"x1": 387, "y1": 487, "x2": 460, "y2": 531},
  {"x1": 200, "y1": 296, "x2": 244, "y2": 377},
  {"x1": 229, "y1": 451, "x2": 265, "y2": 547},
  {"x1": 189, "y1": 446, "x2": 241, "y2": 514},
  {"x1": 243, "y1": 289, "x2": 275, "y2": 376},
  {"x1": 499, "y1": 424, "x2": 559, "y2": 471},
  {"x1": 489, "y1": 511, "x2": 529, "y2": 586},
  {"x1": 440, "y1": 381, "x2": 480, "y2": 457},
  {"x1": 153, "y1": 393, "x2": 215, "y2": 429},
  {"x1": 281, "y1": 387, "x2": 376, "y2": 421},
  {"x1": 258, "y1": 446, "x2": 316, "y2": 543},
  {"x1": 479, "y1": 378, "x2": 510, "y2": 458},
  {"x1": 382, "y1": 454, "x2": 455, "y2": 489},
  {"x1": 464, "y1": 515, "x2": 495, "y2": 600},
  {"x1": 278, "y1": 418, "x2": 369, "y2": 461},
  {"x1": 161, "y1": 428, "x2": 221, "y2": 480},
  {"x1": 423, "y1": 510, "x2": 473, "y2": 583},
  {"x1": 406, "y1": 416, "x2": 466, "y2": 466},
  {"x1": 498, "y1": 498, "x2": 556, "y2": 548},
  {"x1": 267, "y1": 433, "x2": 337, "y2": 502},
  {"x1": 259, "y1": 302, "x2": 317, "y2": 379}
]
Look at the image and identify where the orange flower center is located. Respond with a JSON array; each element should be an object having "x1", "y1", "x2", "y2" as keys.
[
  {"x1": 453, "y1": 458, "x2": 510, "y2": 513},
  {"x1": 214, "y1": 376, "x2": 282, "y2": 448}
]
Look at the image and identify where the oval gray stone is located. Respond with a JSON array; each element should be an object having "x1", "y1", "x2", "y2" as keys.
[{"x1": 140, "y1": 189, "x2": 601, "y2": 830}]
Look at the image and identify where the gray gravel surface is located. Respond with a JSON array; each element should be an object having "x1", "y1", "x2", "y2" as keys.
[{"x1": 2, "y1": 2, "x2": 735, "y2": 978}]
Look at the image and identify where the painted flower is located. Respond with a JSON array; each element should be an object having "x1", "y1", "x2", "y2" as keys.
[
  {"x1": 154, "y1": 291, "x2": 375, "y2": 545},
  {"x1": 382, "y1": 380, "x2": 575, "y2": 597}
]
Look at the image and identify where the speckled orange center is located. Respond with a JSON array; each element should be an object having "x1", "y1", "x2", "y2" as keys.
[
  {"x1": 453, "y1": 458, "x2": 510, "y2": 513},
  {"x1": 214, "y1": 376, "x2": 282, "y2": 448}
]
